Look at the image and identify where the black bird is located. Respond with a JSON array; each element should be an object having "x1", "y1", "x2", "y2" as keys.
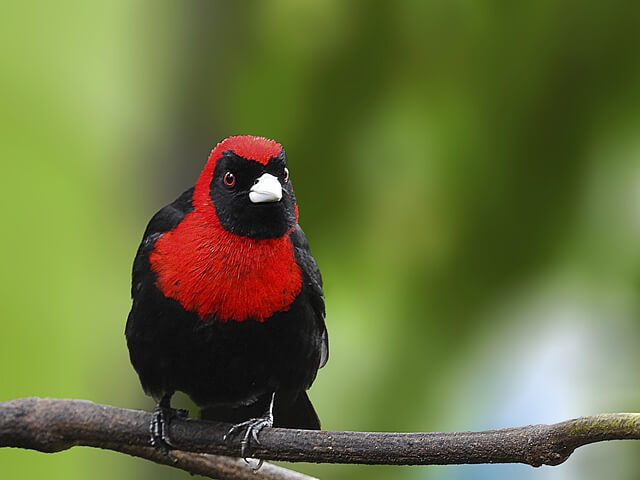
[{"x1": 125, "y1": 135, "x2": 327, "y2": 455}]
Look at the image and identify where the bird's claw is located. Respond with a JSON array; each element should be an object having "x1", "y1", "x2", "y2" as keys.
[
  {"x1": 150, "y1": 406, "x2": 188, "y2": 453},
  {"x1": 224, "y1": 415, "x2": 273, "y2": 464}
]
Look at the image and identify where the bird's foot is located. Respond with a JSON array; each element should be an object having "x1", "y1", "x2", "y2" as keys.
[
  {"x1": 223, "y1": 414, "x2": 273, "y2": 467},
  {"x1": 149, "y1": 405, "x2": 188, "y2": 453}
]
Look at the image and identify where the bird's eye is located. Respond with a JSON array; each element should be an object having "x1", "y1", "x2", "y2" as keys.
[
  {"x1": 223, "y1": 171, "x2": 236, "y2": 187},
  {"x1": 283, "y1": 168, "x2": 290, "y2": 183}
]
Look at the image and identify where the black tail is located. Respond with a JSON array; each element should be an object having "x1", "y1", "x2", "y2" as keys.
[
  {"x1": 273, "y1": 391, "x2": 320, "y2": 430},
  {"x1": 200, "y1": 391, "x2": 320, "y2": 430}
]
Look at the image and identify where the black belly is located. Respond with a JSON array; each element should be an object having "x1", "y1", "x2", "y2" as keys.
[{"x1": 125, "y1": 284, "x2": 323, "y2": 407}]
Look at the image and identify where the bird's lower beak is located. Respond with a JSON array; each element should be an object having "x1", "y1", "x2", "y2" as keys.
[{"x1": 249, "y1": 173, "x2": 283, "y2": 203}]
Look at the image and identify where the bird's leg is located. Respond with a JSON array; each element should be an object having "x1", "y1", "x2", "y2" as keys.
[
  {"x1": 224, "y1": 392, "x2": 275, "y2": 465},
  {"x1": 150, "y1": 392, "x2": 188, "y2": 453}
]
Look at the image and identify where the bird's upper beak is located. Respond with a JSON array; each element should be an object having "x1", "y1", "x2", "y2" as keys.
[{"x1": 249, "y1": 173, "x2": 282, "y2": 203}]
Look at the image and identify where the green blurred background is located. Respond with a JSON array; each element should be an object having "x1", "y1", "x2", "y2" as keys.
[{"x1": 2, "y1": 1, "x2": 639, "y2": 479}]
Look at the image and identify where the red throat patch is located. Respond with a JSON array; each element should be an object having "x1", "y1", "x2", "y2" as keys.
[
  {"x1": 149, "y1": 135, "x2": 301, "y2": 322},
  {"x1": 150, "y1": 216, "x2": 302, "y2": 322}
]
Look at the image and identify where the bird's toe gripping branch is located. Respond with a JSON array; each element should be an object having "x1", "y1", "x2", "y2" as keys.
[
  {"x1": 224, "y1": 414, "x2": 273, "y2": 458},
  {"x1": 149, "y1": 395, "x2": 188, "y2": 453},
  {"x1": 223, "y1": 392, "x2": 275, "y2": 466}
]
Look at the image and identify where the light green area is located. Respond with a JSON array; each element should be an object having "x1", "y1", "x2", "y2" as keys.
[
  {"x1": 567, "y1": 414, "x2": 640, "y2": 436},
  {"x1": 1, "y1": 1, "x2": 639, "y2": 479}
]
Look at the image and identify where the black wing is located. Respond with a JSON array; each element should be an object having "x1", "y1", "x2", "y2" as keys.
[
  {"x1": 289, "y1": 224, "x2": 328, "y2": 368},
  {"x1": 126, "y1": 187, "x2": 194, "y2": 399},
  {"x1": 131, "y1": 187, "x2": 194, "y2": 298}
]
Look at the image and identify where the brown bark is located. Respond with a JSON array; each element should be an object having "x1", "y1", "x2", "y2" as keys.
[{"x1": 1, "y1": 397, "x2": 639, "y2": 478}]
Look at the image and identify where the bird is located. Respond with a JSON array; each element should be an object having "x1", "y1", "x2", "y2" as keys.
[{"x1": 125, "y1": 135, "x2": 328, "y2": 456}]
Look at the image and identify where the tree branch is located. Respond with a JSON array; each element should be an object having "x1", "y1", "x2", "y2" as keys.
[
  {"x1": 0, "y1": 398, "x2": 316, "y2": 480},
  {"x1": 1, "y1": 397, "x2": 638, "y2": 478}
]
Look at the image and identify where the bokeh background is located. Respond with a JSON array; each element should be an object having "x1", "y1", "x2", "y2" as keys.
[{"x1": 2, "y1": 1, "x2": 639, "y2": 479}]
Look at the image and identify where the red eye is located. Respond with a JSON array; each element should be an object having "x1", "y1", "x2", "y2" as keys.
[
  {"x1": 283, "y1": 168, "x2": 290, "y2": 182},
  {"x1": 223, "y1": 171, "x2": 235, "y2": 187}
]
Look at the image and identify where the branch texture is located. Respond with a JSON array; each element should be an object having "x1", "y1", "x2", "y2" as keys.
[{"x1": 1, "y1": 397, "x2": 639, "y2": 474}]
